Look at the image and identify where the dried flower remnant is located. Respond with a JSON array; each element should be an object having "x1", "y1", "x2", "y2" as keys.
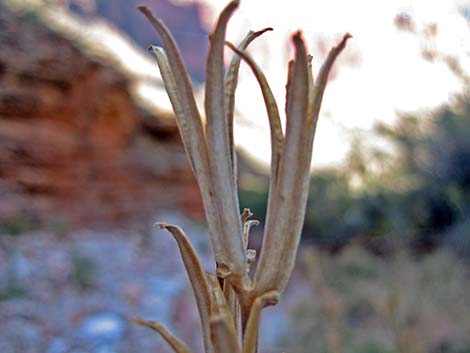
[{"x1": 135, "y1": 1, "x2": 350, "y2": 352}]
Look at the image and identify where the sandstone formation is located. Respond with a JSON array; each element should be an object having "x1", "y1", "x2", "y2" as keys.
[
  {"x1": 68, "y1": 0, "x2": 209, "y2": 83},
  {"x1": 0, "y1": 3, "x2": 203, "y2": 230}
]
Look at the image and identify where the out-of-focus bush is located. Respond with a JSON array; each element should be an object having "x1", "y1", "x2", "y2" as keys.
[
  {"x1": 239, "y1": 89, "x2": 470, "y2": 255},
  {"x1": 280, "y1": 246, "x2": 470, "y2": 353},
  {"x1": 373, "y1": 91, "x2": 470, "y2": 253}
]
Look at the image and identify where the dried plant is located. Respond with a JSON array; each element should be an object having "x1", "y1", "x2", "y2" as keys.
[{"x1": 133, "y1": 1, "x2": 350, "y2": 352}]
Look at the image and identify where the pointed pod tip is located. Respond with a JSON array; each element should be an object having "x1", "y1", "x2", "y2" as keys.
[
  {"x1": 128, "y1": 316, "x2": 142, "y2": 324},
  {"x1": 342, "y1": 33, "x2": 353, "y2": 43},
  {"x1": 343, "y1": 32, "x2": 353, "y2": 45},
  {"x1": 130, "y1": 316, "x2": 161, "y2": 328},
  {"x1": 136, "y1": 5, "x2": 149, "y2": 13},
  {"x1": 256, "y1": 26, "x2": 273, "y2": 34},
  {"x1": 292, "y1": 31, "x2": 308, "y2": 59},
  {"x1": 218, "y1": 0, "x2": 240, "y2": 19},
  {"x1": 292, "y1": 31, "x2": 308, "y2": 55},
  {"x1": 147, "y1": 45, "x2": 164, "y2": 54},
  {"x1": 153, "y1": 222, "x2": 168, "y2": 229},
  {"x1": 248, "y1": 27, "x2": 273, "y2": 40},
  {"x1": 130, "y1": 316, "x2": 143, "y2": 325},
  {"x1": 292, "y1": 30, "x2": 304, "y2": 42},
  {"x1": 336, "y1": 32, "x2": 352, "y2": 51}
]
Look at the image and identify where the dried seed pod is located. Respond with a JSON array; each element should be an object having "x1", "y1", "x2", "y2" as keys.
[{"x1": 139, "y1": 2, "x2": 350, "y2": 352}]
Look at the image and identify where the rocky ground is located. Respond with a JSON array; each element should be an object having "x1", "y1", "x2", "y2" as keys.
[
  {"x1": 0, "y1": 213, "x2": 203, "y2": 353},
  {"x1": 0, "y1": 212, "x2": 303, "y2": 353},
  {"x1": 2, "y1": 211, "x2": 469, "y2": 353}
]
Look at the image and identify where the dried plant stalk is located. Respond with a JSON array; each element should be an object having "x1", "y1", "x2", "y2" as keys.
[
  {"x1": 253, "y1": 32, "x2": 311, "y2": 296},
  {"x1": 155, "y1": 223, "x2": 213, "y2": 353},
  {"x1": 137, "y1": 1, "x2": 350, "y2": 352},
  {"x1": 225, "y1": 42, "x2": 284, "y2": 185},
  {"x1": 225, "y1": 28, "x2": 273, "y2": 178},
  {"x1": 131, "y1": 317, "x2": 193, "y2": 353},
  {"x1": 242, "y1": 291, "x2": 279, "y2": 353},
  {"x1": 204, "y1": 0, "x2": 246, "y2": 283}
]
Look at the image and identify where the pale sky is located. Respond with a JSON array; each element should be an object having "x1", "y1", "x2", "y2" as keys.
[{"x1": 196, "y1": 0, "x2": 469, "y2": 168}]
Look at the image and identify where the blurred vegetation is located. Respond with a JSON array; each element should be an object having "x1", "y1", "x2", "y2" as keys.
[
  {"x1": 0, "y1": 213, "x2": 37, "y2": 236},
  {"x1": 280, "y1": 246, "x2": 470, "y2": 353},
  {"x1": 0, "y1": 212, "x2": 69, "y2": 237},
  {"x1": 70, "y1": 250, "x2": 97, "y2": 291},
  {"x1": 239, "y1": 88, "x2": 470, "y2": 255}
]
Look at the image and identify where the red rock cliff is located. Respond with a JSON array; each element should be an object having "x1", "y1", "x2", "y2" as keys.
[{"x1": 0, "y1": 3, "x2": 203, "y2": 229}]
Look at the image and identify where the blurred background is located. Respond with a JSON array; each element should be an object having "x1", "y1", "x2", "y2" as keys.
[{"x1": 0, "y1": 0, "x2": 469, "y2": 352}]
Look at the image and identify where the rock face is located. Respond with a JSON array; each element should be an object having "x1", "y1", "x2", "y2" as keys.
[
  {"x1": 69, "y1": 0, "x2": 209, "y2": 83},
  {"x1": 0, "y1": 3, "x2": 203, "y2": 229}
]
